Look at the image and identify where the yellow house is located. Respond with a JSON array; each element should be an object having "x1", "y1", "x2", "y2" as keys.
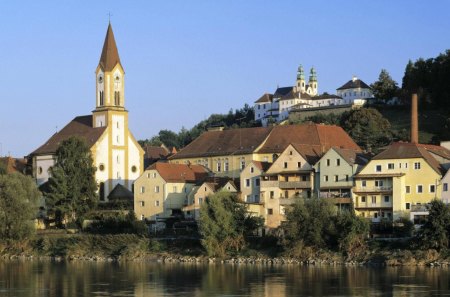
[
  {"x1": 134, "y1": 163, "x2": 209, "y2": 221},
  {"x1": 353, "y1": 142, "x2": 447, "y2": 222}
]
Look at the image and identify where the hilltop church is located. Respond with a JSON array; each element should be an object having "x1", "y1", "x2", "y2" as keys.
[{"x1": 29, "y1": 23, "x2": 144, "y2": 201}]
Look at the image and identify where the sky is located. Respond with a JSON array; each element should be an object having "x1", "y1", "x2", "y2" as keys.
[{"x1": 1, "y1": 0, "x2": 450, "y2": 157}]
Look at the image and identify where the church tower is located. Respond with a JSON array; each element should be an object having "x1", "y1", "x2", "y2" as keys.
[
  {"x1": 296, "y1": 65, "x2": 306, "y2": 93},
  {"x1": 308, "y1": 67, "x2": 318, "y2": 96}
]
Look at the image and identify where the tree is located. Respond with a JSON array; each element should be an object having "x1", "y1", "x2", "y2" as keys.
[
  {"x1": 416, "y1": 199, "x2": 450, "y2": 250},
  {"x1": 0, "y1": 161, "x2": 6, "y2": 175},
  {"x1": 199, "y1": 192, "x2": 263, "y2": 257},
  {"x1": 371, "y1": 69, "x2": 399, "y2": 100},
  {"x1": 340, "y1": 108, "x2": 392, "y2": 151},
  {"x1": 45, "y1": 137, "x2": 98, "y2": 227},
  {"x1": 0, "y1": 173, "x2": 40, "y2": 240}
]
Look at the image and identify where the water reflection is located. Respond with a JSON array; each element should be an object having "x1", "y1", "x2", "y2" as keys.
[{"x1": 0, "y1": 261, "x2": 448, "y2": 296}]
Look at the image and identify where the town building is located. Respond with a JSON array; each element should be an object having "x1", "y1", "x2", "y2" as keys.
[
  {"x1": 143, "y1": 144, "x2": 176, "y2": 168},
  {"x1": 0, "y1": 157, "x2": 27, "y2": 174},
  {"x1": 28, "y1": 23, "x2": 144, "y2": 200},
  {"x1": 240, "y1": 161, "x2": 272, "y2": 204},
  {"x1": 134, "y1": 163, "x2": 209, "y2": 221},
  {"x1": 336, "y1": 76, "x2": 373, "y2": 105},
  {"x1": 168, "y1": 123, "x2": 361, "y2": 178}
]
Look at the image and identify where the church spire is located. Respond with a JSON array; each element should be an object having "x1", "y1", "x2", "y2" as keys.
[{"x1": 99, "y1": 23, "x2": 122, "y2": 72}]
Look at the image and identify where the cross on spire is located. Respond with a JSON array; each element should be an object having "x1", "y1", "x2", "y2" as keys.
[{"x1": 107, "y1": 12, "x2": 113, "y2": 23}]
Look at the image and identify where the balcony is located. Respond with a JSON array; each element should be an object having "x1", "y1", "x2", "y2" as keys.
[
  {"x1": 279, "y1": 198, "x2": 296, "y2": 206},
  {"x1": 261, "y1": 180, "x2": 311, "y2": 189},
  {"x1": 353, "y1": 187, "x2": 393, "y2": 194}
]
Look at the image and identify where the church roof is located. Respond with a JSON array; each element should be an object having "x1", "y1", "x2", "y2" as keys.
[
  {"x1": 99, "y1": 23, "x2": 122, "y2": 72},
  {"x1": 30, "y1": 115, "x2": 106, "y2": 156},
  {"x1": 337, "y1": 78, "x2": 371, "y2": 90},
  {"x1": 255, "y1": 93, "x2": 273, "y2": 103},
  {"x1": 108, "y1": 183, "x2": 134, "y2": 201},
  {"x1": 273, "y1": 86, "x2": 294, "y2": 98}
]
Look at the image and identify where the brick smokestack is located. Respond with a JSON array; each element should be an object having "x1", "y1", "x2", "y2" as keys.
[{"x1": 411, "y1": 93, "x2": 419, "y2": 144}]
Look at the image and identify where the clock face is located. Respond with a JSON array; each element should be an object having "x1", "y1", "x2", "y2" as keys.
[{"x1": 98, "y1": 75, "x2": 103, "y2": 83}]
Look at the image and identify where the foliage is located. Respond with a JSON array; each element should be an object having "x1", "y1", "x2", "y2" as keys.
[
  {"x1": 292, "y1": 112, "x2": 342, "y2": 126},
  {"x1": 283, "y1": 199, "x2": 369, "y2": 255},
  {"x1": 85, "y1": 211, "x2": 147, "y2": 235},
  {"x1": 340, "y1": 108, "x2": 392, "y2": 151},
  {"x1": 0, "y1": 161, "x2": 7, "y2": 175},
  {"x1": 402, "y1": 50, "x2": 450, "y2": 110},
  {"x1": 416, "y1": 199, "x2": 450, "y2": 250},
  {"x1": 139, "y1": 104, "x2": 260, "y2": 149},
  {"x1": 44, "y1": 137, "x2": 98, "y2": 227},
  {"x1": 393, "y1": 216, "x2": 414, "y2": 238},
  {"x1": 370, "y1": 69, "x2": 399, "y2": 100},
  {"x1": 0, "y1": 173, "x2": 40, "y2": 240},
  {"x1": 199, "y1": 192, "x2": 263, "y2": 257}
]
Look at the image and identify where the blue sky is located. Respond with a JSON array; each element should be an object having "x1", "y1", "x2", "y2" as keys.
[{"x1": 1, "y1": 0, "x2": 450, "y2": 157}]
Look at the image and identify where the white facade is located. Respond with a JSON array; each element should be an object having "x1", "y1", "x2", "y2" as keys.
[{"x1": 336, "y1": 76, "x2": 373, "y2": 106}]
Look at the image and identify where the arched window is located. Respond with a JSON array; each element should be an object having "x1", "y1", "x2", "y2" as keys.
[
  {"x1": 99, "y1": 182, "x2": 105, "y2": 201},
  {"x1": 99, "y1": 91, "x2": 104, "y2": 106},
  {"x1": 114, "y1": 91, "x2": 120, "y2": 105}
]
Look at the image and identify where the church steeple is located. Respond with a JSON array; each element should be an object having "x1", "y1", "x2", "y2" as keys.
[{"x1": 95, "y1": 23, "x2": 125, "y2": 112}]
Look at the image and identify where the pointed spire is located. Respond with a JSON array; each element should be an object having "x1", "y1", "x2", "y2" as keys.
[{"x1": 99, "y1": 23, "x2": 122, "y2": 71}]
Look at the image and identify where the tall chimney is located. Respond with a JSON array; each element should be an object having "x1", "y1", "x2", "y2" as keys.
[{"x1": 411, "y1": 93, "x2": 419, "y2": 144}]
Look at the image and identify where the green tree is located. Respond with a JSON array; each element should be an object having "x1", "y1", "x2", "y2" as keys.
[
  {"x1": 340, "y1": 108, "x2": 392, "y2": 151},
  {"x1": 371, "y1": 69, "x2": 399, "y2": 100},
  {"x1": 0, "y1": 161, "x2": 6, "y2": 175},
  {"x1": 416, "y1": 199, "x2": 450, "y2": 250},
  {"x1": 45, "y1": 137, "x2": 98, "y2": 227},
  {"x1": 0, "y1": 173, "x2": 40, "y2": 240},
  {"x1": 199, "y1": 192, "x2": 263, "y2": 257}
]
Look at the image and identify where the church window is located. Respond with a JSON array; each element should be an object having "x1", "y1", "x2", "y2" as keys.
[
  {"x1": 99, "y1": 91, "x2": 104, "y2": 106},
  {"x1": 38, "y1": 167, "x2": 43, "y2": 175},
  {"x1": 114, "y1": 91, "x2": 120, "y2": 105},
  {"x1": 131, "y1": 165, "x2": 137, "y2": 173},
  {"x1": 117, "y1": 155, "x2": 120, "y2": 164},
  {"x1": 99, "y1": 182, "x2": 105, "y2": 201},
  {"x1": 117, "y1": 122, "x2": 119, "y2": 129},
  {"x1": 99, "y1": 164, "x2": 105, "y2": 171}
]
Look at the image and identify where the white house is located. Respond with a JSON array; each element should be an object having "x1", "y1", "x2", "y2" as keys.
[{"x1": 336, "y1": 76, "x2": 373, "y2": 105}]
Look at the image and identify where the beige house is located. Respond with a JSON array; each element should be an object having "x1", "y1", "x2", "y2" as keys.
[
  {"x1": 134, "y1": 163, "x2": 209, "y2": 221},
  {"x1": 240, "y1": 161, "x2": 272, "y2": 204},
  {"x1": 261, "y1": 144, "x2": 322, "y2": 228}
]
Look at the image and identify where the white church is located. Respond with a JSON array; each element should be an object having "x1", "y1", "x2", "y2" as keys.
[{"x1": 29, "y1": 23, "x2": 144, "y2": 201}]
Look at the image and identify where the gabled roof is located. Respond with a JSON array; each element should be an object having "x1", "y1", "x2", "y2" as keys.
[
  {"x1": 144, "y1": 145, "x2": 170, "y2": 160},
  {"x1": 333, "y1": 147, "x2": 368, "y2": 166},
  {"x1": 147, "y1": 162, "x2": 209, "y2": 183},
  {"x1": 255, "y1": 93, "x2": 273, "y2": 103},
  {"x1": 419, "y1": 144, "x2": 450, "y2": 161},
  {"x1": 99, "y1": 23, "x2": 122, "y2": 72},
  {"x1": 257, "y1": 123, "x2": 361, "y2": 154},
  {"x1": 290, "y1": 144, "x2": 323, "y2": 165},
  {"x1": 337, "y1": 78, "x2": 371, "y2": 90},
  {"x1": 274, "y1": 86, "x2": 294, "y2": 98},
  {"x1": 30, "y1": 116, "x2": 106, "y2": 156},
  {"x1": 0, "y1": 157, "x2": 27, "y2": 174},
  {"x1": 251, "y1": 161, "x2": 272, "y2": 172},
  {"x1": 108, "y1": 184, "x2": 134, "y2": 201},
  {"x1": 373, "y1": 142, "x2": 444, "y2": 175}
]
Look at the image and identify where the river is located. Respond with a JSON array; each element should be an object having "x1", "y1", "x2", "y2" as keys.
[{"x1": 0, "y1": 261, "x2": 449, "y2": 296}]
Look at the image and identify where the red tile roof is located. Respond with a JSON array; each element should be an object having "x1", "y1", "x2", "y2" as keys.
[
  {"x1": 291, "y1": 144, "x2": 323, "y2": 165},
  {"x1": 30, "y1": 116, "x2": 106, "y2": 156},
  {"x1": 0, "y1": 157, "x2": 27, "y2": 174},
  {"x1": 148, "y1": 162, "x2": 209, "y2": 183}
]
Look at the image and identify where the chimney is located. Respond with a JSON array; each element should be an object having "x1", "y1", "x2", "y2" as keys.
[{"x1": 411, "y1": 93, "x2": 419, "y2": 144}]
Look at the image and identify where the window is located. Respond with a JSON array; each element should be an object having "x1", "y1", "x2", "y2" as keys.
[
  {"x1": 152, "y1": 172, "x2": 157, "y2": 178},
  {"x1": 405, "y1": 163, "x2": 408, "y2": 169},
  {"x1": 154, "y1": 186, "x2": 160, "y2": 193},
  {"x1": 140, "y1": 186, "x2": 145, "y2": 194},
  {"x1": 224, "y1": 161, "x2": 229, "y2": 172},
  {"x1": 381, "y1": 212, "x2": 385, "y2": 218},
  {"x1": 199, "y1": 198, "x2": 203, "y2": 205},
  {"x1": 326, "y1": 159, "x2": 330, "y2": 166},
  {"x1": 114, "y1": 91, "x2": 120, "y2": 105},
  {"x1": 217, "y1": 162, "x2": 221, "y2": 172},
  {"x1": 140, "y1": 201, "x2": 145, "y2": 207},
  {"x1": 245, "y1": 179, "x2": 250, "y2": 187},
  {"x1": 388, "y1": 163, "x2": 394, "y2": 170},
  {"x1": 430, "y1": 185, "x2": 436, "y2": 193},
  {"x1": 141, "y1": 215, "x2": 145, "y2": 221},
  {"x1": 255, "y1": 178, "x2": 260, "y2": 187},
  {"x1": 284, "y1": 162, "x2": 288, "y2": 169},
  {"x1": 375, "y1": 180, "x2": 384, "y2": 187},
  {"x1": 336, "y1": 159, "x2": 341, "y2": 166},
  {"x1": 376, "y1": 165, "x2": 382, "y2": 172},
  {"x1": 250, "y1": 167, "x2": 254, "y2": 173},
  {"x1": 297, "y1": 162, "x2": 302, "y2": 168},
  {"x1": 99, "y1": 164, "x2": 105, "y2": 171},
  {"x1": 240, "y1": 160, "x2": 246, "y2": 170},
  {"x1": 384, "y1": 195, "x2": 389, "y2": 203},
  {"x1": 270, "y1": 191, "x2": 274, "y2": 199},
  {"x1": 406, "y1": 203, "x2": 411, "y2": 210},
  {"x1": 361, "y1": 196, "x2": 366, "y2": 203},
  {"x1": 444, "y1": 183, "x2": 448, "y2": 192},
  {"x1": 374, "y1": 212, "x2": 378, "y2": 219},
  {"x1": 414, "y1": 162, "x2": 421, "y2": 170},
  {"x1": 362, "y1": 180, "x2": 367, "y2": 187},
  {"x1": 173, "y1": 186, "x2": 178, "y2": 193},
  {"x1": 131, "y1": 165, "x2": 137, "y2": 173},
  {"x1": 334, "y1": 175, "x2": 339, "y2": 182},
  {"x1": 267, "y1": 209, "x2": 273, "y2": 215},
  {"x1": 406, "y1": 186, "x2": 411, "y2": 193},
  {"x1": 417, "y1": 185, "x2": 423, "y2": 193},
  {"x1": 345, "y1": 175, "x2": 349, "y2": 182},
  {"x1": 324, "y1": 175, "x2": 328, "y2": 182},
  {"x1": 371, "y1": 196, "x2": 377, "y2": 204},
  {"x1": 302, "y1": 175, "x2": 307, "y2": 181},
  {"x1": 289, "y1": 150, "x2": 293, "y2": 155}
]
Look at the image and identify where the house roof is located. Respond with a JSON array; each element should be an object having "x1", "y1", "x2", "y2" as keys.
[
  {"x1": 203, "y1": 176, "x2": 240, "y2": 192},
  {"x1": 170, "y1": 123, "x2": 361, "y2": 160},
  {"x1": 99, "y1": 23, "x2": 122, "y2": 72},
  {"x1": 257, "y1": 123, "x2": 361, "y2": 154},
  {"x1": 108, "y1": 183, "x2": 134, "y2": 201},
  {"x1": 255, "y1": 93, "x2": 273, "y2": 104},
  {"x1": 274, "y1": 86, "x2": 294, "y2": 98},
  {"x1": 30, "y1": 115, "x2": 106, "y2": 156},
  {"x1": 291, "y1": 144, "x2": 323, "y2": 165},
  {"x1": 251, "y1": 161, "x2": 272, "y2": 172},
  {"x1": 337, "y1": 78, "x2": 371, "y2": 90},
  {"x1": 372, "y1": 142, "x2": 444, "y2": 175},
  {"x1": 148, "y1": 162, "x2": 209, "y2": 183},
  {"x1": 311, "y1": 94, "x2": 343, "y2": 100},
  {"x1": 419, "y1": 143, "x2": 450, "y2": 160},
  {"x1": 333, "y1": 147, "x2": 368, "y2": 166},
  {"x1": 0, "y1": 157, "x2": 27, "y2": 174}
]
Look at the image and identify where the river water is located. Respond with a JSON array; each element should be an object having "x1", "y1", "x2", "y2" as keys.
[{"x1": 0, "y1": 261, "x2": 449, "y2": 296}]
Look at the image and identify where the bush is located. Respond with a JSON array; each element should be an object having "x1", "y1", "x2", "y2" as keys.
[{"x1": 85, "y1": 211, "x2": 147, "y2": 235}]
